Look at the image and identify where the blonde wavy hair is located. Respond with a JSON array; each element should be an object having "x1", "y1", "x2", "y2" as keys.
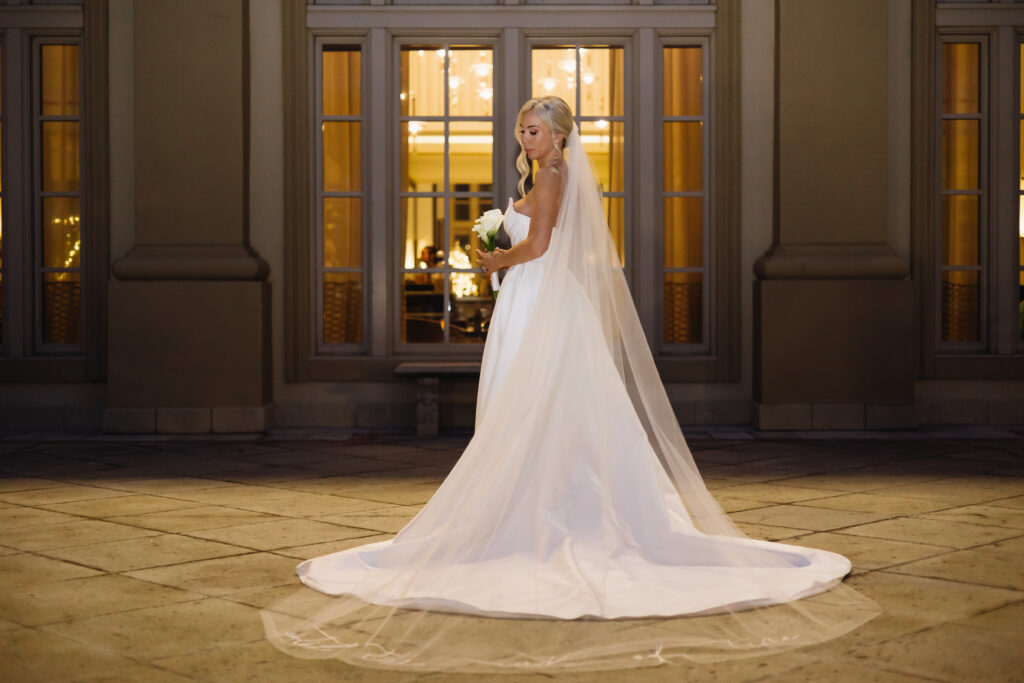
[{"x1": 515, "y1": 96, "x2": 574, "y2": 198}]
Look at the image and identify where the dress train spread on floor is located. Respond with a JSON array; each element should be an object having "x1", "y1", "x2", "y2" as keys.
[{"x1": 261, "y1": 129, "x2": 879, "y2": 673}]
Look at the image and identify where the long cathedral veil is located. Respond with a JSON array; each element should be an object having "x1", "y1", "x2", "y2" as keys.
[{"x1": 261, "y1": 126, "x2": 880, "y2": 673}]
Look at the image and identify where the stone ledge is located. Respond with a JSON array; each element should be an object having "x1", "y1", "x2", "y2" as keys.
[
  {"x1": 212, "y1": 405, "x2": 273, "y2": 433},
  {"x1": 104, "y1": 408, "x2": 156, "y2": 434},
  {"x1": 157, "y1": 408, "x2": 212, "y2": 434}
]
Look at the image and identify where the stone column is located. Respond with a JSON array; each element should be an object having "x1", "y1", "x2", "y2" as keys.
[
  {"x1": 105, "y1": 0, "x2": 272, "y2": 433},
  {"x1": 753, "y1": 0, "x2": 914, "y2": 430}
]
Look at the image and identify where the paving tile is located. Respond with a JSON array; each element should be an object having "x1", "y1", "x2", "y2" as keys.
[
  {"x1": 316, "y1": 511, "x2": 418, "y2": 534},
  {"x1": 732, "y1": 522, "x2": 807, "y2": 541},
  {"x1": 126, "y1": 552, "x2": 301, "y2": 597},
  {"x1": 991, "y1": 535, "x2": 1024, "y2": 556},
  {"x1": 839, "y1": 516, "x2": 1021, "y2": 548},
  {"x1": 41, "y1": 534, "x2": 249, "y2": 573},
  {"x1": 96, "y1": 474, "x2": 234, "y2": 495},
  {"x1": 757, "y1": 657, "x2": 935, "y2": 682},
  {"x1": 0, "y1": 484, "x2": 133, "y2": 506},
  {"x1": 875, "y1": 480, "x2": 1013, "y2": 506},
  {"x1": 42, "y1": 597, "x2": 265, "y2": 661},
  {"x1": 0, "y1": 574, "x2": 203, "y2": 626},
  {"x1": 0, "y1": 506, "x2": 80, "y2": 531},
  {"x1": 987, "y1": 494, "x2": 1024, "y2": 510},
  {"x1": 709, "y1": 496, "x2": 769, "y2": 513},
  {"x1": 274, "y1": 533, "x2": 395, "y2": 561},
  {"x1": 952, "y1": 599, "x2": 1024, "y2": 630},
  {"x1": 162, "y1": 484, "x2": 385, "y2": 517},
  {"x1": 0, "y1": 518, "x2": 161, "y2": 551},
  {"x1": 845, "y1": 571, "x2": 1023, "y2": 625},
  {"x1": 187, "y1": 518, "x2": 374, "y2": 551},
  {"x1": 769, "y1": 472, "x2": 909, "y2": 493},
  {"x1": 786, "y1": 532, "x2": 948, "y2": 574},
  {"x1": 0, "y1": 627, "x2": 194, "y2": 682},
  {"x1": 710, "y1": 483, "x2": 842, "y2": 504},
  {"x1": 154, "y1": 639, "x2": 418, "y2": 683},
  {"x1": 40, "y1": 493, "x2": 206, "y2": 519},
  {"x1": 109, "y1": 504, "x2": 279, "y2": 533},
  {"x1": 0, "y1": 552, "x2": 103, "y2": 586},
  {"x1": 887, "y1": 545, "x2": 1024, "y2": 591},
  {"x1": 730, "y1": 505, "x2": 889, "y2": 533},
  {"x1": 0, "y1": 476, "x2": 64, "y2": 493},
  {"x1": 919, "y1": 504, "x2": 1024, "y2": 529},
  {"x1": 844, "y1": 621, "x2": 1023, "y2": 682},
  {"x1": 796, "y1": 492, "x2": 954, "y2": 516}
]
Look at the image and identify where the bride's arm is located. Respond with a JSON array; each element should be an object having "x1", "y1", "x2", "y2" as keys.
[{"x1": 476, "y1": 167, "x2": 561, "y2": 274}]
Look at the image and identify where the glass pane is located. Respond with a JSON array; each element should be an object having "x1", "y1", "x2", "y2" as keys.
[
  {"x1": 42, "y1": 271, "x2": 81, "y2": 345},
  {"x1": 603, "y1": 196, "x2": 625, "y2": 268},
  {"x1": 41, "y1": 121, "x2": 80, "y2": 192},
  {"x1": 402, "y1": 196, "x2": 444, "y2": 270},
  {"x1": 41, "y1": 44, "x2": 79, "y2": 117},
  {"x1": 401, "y1": 46, "x2": 445, "y2": 117},
  {"x1": 323, "y1": 46, "x2": 360, "y2": 117},
  {"x1": 663, "y1": 47, "x2": 702, "y2": 117},
  {"x1": 323, "y1": 272, "x2": 362, "y2": 345},
  {"x1": 941, "y1": 270, "x2": 979, "y2": 343},
  {"x1": 664, "y1": 197, "x2": 702, "y2": 268},
  {"x1": 664, "y1": 272, "x2": 702, "y2": 344},
  {"x1": 43, "y1": 197, "x2": 81, "y2": 269},
  {"x1": 598, "y1": 197, "x2": 622, "y2": 266},
  {"x1": 664, "y1": 121, "x2": 702, "y2": 192},
  {"x1": 402, "y1": 272, "x2": 444, "y2": 343},
  {"x1": 449, "y1": 194, "x2": 495, "y2": 263},
  {"x1": 323, "y1": 198, "x2": 361, "y2": 268},
  {"x1": 402, "y1": 120, "x2": 444, "y2": 192},
  {"x1": 449, "y1": 121, "x2": 492, "y2": 191},
  {"x1": 323, "y1": 122, "x2": 361, "y2": 192},
  {"x1": 449, "y1": 46, "x2": 492, "y2": 118},
  {"x1": 580, "y1": 46, "x2": 624, "y2": 117},
  {"x1": 532, "y1": 47, "x2": 576, "y2": 106},
  {"x1": 942, "y1": 43, "x2": 979, "y2": 115},
  {"x1": 450, "y1": 272, "x2": 493, "y2": 344},
  {"x1": 581, "y1": 121, "x2": 624, "y2": 193},
  {"x1": 942, "y1": 195, "x2": 979, "y2": 266},
  {"x1": 941, "y1": 120, "x2": 979, "y2": 190}
]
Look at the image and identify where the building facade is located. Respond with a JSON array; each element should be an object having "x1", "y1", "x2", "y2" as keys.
[{"x1": 1, "y1": 0, "x2": 1022, "y2": 432}]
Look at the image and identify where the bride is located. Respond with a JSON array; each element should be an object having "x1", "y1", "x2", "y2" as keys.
[{"x1": 261, "y1": 96, "x2": 878, "y2": 673}]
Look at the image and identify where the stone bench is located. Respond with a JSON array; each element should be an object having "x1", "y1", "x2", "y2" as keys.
[{"x1": 394, "y1": 362, "x2": 481, "y2": 436}]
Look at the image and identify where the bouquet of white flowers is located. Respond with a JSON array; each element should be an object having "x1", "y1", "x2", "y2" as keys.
[{"x1": 473, "y1": 208, "x2": 504, "y2": 297}]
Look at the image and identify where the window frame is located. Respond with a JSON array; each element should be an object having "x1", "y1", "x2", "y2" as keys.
[
  {"x1": 0, "y1": 0, "x2": 106, "y2": 383},
  {"x1": 288, "y1": 1, "x2": 740, "y2": 384},
  {"x1": 915, "y1": 2, "x2": 1024, "y2": 378},
  {"x1": 314, "y1": 36, "x2": 368, "y2": 355},
  {"x1": 393, "y1": 37, "x2": 500, "y2": 354},
  {"x1": 657, "y1": 36, "x2": 713, "y2": 355}
]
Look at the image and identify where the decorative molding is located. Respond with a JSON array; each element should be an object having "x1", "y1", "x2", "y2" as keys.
[
  {"x1": 754, "y1": 244, "x2": 911, "y2": 280},
  {"x1": 112, "y1": 245, "x2": 270, "y2": 281}
]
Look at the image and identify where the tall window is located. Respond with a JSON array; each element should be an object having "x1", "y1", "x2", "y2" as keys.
[
  {"x1": 38, "y1": 42, "x2": 83, "y2": 349},
  {"x1": 399, "y1": 44, "x2": 495, "y2": 346},
  {"x1": 939, "y1": 40, "x2": 984, "y2": 347},
  {"x1": 1018, "y1": 40, "x2": 1023, "y2": 342},
  {"x1": 531, "y1": 45, "x2": 625, "y2": 265},
  {"x1": 661, "y1": 44, "x2": 707, "y2": 347},
  {"x1": 318, "y1": 44, "x2": 364, "y2": 350},
  {"x1": 1, "y1": 34, "x2": 84, "y2": 358},
  {"x1": 296, "y1": 5, "x2": 736, "y2": 377}
]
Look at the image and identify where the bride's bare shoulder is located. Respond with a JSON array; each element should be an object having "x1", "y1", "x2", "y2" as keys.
[{"x1": 533, "y1": 163, "x2": 564, "y2": 197}]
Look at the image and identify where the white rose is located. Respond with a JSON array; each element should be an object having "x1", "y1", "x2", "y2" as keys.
[{"x1": 473, "y1": 208, "x2": 504, "y2": 241}]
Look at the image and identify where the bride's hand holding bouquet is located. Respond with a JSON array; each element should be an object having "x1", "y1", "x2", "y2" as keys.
[{"x1": 473, "y1": 208, "x2": 505, "y2": 298}]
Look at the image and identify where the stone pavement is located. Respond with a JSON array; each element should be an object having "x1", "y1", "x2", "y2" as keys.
[{"x1": 0, "y1": 430, "x2": 1022, "y2": 682}]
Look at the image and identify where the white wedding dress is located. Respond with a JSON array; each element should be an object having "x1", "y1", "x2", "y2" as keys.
[
  {"x1": 296, "y1": 198, "x2": 851, "y2": 619},
  {"x1": 263, "y1": 129, "x2": 878, "y2": 672}
]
